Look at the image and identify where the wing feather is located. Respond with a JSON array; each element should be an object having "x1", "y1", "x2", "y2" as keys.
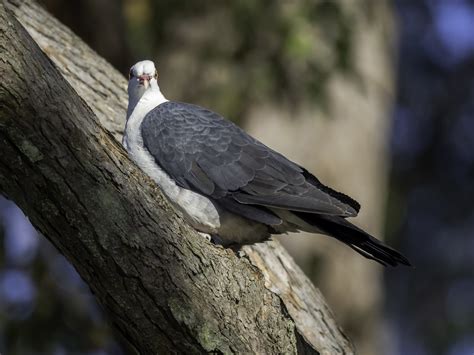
[{"x1": 141, "y1": 101, "x2": 359, "y2": 219}]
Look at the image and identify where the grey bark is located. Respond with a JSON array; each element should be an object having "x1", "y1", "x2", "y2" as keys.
[{"x1": 1, "y1": 1, "x2": 354, "y2": 354}]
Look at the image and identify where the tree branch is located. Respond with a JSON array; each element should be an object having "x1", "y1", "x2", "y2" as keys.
[{"x1": 0, "y1": 1, "x2": 354, "y2": 353}]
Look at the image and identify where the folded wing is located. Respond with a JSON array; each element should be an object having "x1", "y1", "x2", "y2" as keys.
[{"x1": 141, "y1": 101, "x2": 360, "y2": 223}]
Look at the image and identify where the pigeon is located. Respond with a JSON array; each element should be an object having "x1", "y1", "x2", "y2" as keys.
[{"x1": 123, "y1": 60, "x2": 410, "y2": 267}]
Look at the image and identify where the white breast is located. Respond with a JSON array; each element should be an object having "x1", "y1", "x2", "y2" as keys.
[{"x1": 123, "y1": 92, "x2": 222, "y2": 234}]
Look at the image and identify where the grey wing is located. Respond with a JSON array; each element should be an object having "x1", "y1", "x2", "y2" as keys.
[{"x1": 141, "y1": 101, "x2": 360, "y2": 224}]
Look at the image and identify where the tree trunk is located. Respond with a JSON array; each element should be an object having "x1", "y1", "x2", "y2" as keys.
[{"x1": 0, "y1": 1, "x2": 354, "y2": 353}]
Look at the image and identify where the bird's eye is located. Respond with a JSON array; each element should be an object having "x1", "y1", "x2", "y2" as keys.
[
  {"x1": 154, "y1": 72, "x2": 158, "y2": 80},
  {"x1": 128, "y1": 69, "x2": 134, "y2": 80}
]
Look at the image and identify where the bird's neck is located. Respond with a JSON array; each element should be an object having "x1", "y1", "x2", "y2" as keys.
[
  {"x1": 127, "y1": 84, "x2": 168, "y2": 121},
  {"x1": 123, "y1": 85, "x2": 168, "y2": 151}
]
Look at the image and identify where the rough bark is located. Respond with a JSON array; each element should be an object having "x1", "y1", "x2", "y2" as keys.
[{"x1": 1, "y1": 1, "x2": 354, "y2": 353}]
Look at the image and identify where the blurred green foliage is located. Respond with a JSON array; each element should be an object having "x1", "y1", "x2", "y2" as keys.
[{"x1": 125, "y1": 0, "x2": 356, "y2": 119}]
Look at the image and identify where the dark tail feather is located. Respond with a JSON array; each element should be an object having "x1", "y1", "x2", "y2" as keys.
[{"x1": 293, "y1": 212, "x2": 411, "y2": 267}]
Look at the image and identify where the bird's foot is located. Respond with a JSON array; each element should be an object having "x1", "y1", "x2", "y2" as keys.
[
  {"x1": 210, "y1": 236, "x2": 244, "y2": 254},
  {"x1": 209, "y1": 234, "x2": 226, "y2": 245},
  {"x1": 198, "y1": 232, "x2": 212, "y2": 242},
  {"x1": 198, "y1": 233, "x2": 243, "y2": 254},
  {"x1": 196, "y1": 233, "x2": 226, "y2": 249}
]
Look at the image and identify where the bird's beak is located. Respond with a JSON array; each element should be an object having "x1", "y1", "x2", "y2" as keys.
[{"x1": 138, "y1": 74, "x2": 151, "y2": 88}]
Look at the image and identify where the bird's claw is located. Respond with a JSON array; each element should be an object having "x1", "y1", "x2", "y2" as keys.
[{"x1": 198, "y1": 232, "x2": 212, "y2": 242}]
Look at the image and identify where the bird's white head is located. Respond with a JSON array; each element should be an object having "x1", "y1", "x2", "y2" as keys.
[{"x1": 127, "y1": 60, "x2": 167, "y2": 119}]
